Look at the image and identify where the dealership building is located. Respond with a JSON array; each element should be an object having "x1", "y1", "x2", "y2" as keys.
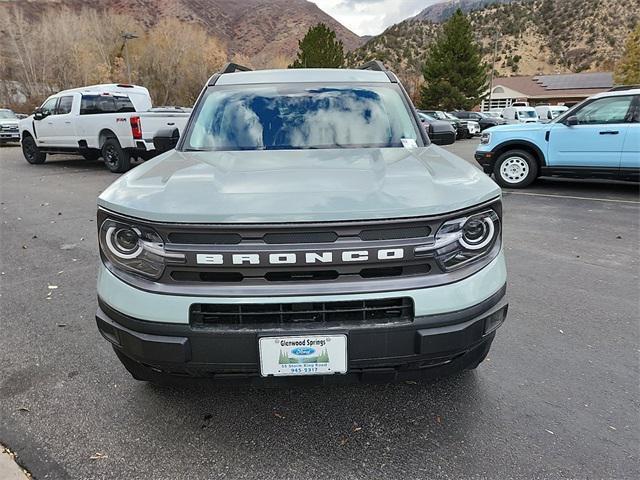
[{"x1": 481, "y1": 72, "x2": 614, "y2": 111}]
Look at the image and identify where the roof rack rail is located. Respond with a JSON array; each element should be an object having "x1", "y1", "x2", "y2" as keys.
[
  {"x1": 220, "y1": 63, "x2": 253, "y2": 74},
  {"x1": 608, "y1": 84, "x2": 640, "y2": 91},
  {"x1": 358, "y1": 60, "x2": 387, "y2": 72}
]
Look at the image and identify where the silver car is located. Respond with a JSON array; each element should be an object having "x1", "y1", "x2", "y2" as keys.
[{"x1": 0, "y1": 109, "x2": 20, "y2": 144}]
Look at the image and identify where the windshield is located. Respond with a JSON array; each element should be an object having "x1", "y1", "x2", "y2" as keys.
[
  {"x1": 550, "y1": 108, "x2": 567, "y2": 118},
  {"x1": 518, "y1": 110, "x2": 538, "y2": 119},
  {"x1": 0, "y1": 110, "x2": 17, "y2": 119},
  {"x1": 184, "y1": 83, "x2": 422, "y2": 151},
  {"x1": 484, "y1": 112, "x2": 500, "y2": 118},
  {"x1": 418, "y1": 112, "x2": 435, "y2": 121}
]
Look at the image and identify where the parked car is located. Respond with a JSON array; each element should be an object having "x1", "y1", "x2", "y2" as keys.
[
  {"x1": 18, "y1": 84, "x2": 191, "y2": 172},
  {"x1": 420, "y1": 110, "x2": 458, "y2": 137},
  {"x1": 445, "y1": 112, "x2": 480, "y2": 138},
  {"x1": 451, "y1": 111, "x2": 506, "y2": 131},
  {"x1": 421, "y1": 110, "x2": 479, "y2": 139},
  {"x1": 501, "y1": 106, "x2": 539, "y2": 124},
  {"x1": 535, "y1": 105, "x2": 569, "y2": 121},
  {"x1": 475, "y1": 88, "x2": 640, "y2": 188},
  {"x1": 0, "y1": 109, "x2": 20, "y2": 144},
  {"x1": 95, "y1": 62, "x2": 507, "y2": 384},
  {"x1": 417, "y1": 112, "x2": 456, "y2": 145}
]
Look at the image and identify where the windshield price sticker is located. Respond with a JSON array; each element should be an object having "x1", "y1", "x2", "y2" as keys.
[{"x1": 401, "y1": 138, "x2": 418, "y2": 148}]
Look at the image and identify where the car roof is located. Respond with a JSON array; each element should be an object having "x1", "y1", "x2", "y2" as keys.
[
  {"x1": 215, "y1": 68, "x2": 392, "y2": 86},
  {"x1": 591, "y1": 88, "x2": 640, "y2": 99},
  {"x1": 55, "y1": 84, "x2": 150, "y2": 96}
]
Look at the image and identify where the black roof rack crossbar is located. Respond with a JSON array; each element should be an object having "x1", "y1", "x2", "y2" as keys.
[
  {"x1": 358, "y1": 60, "x2": 387, "y2": 72},
  {"x1": 220, "y1": 63, "x2": 253, "y2": 74}
]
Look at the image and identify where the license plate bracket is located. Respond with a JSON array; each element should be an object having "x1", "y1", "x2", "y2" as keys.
[{"x1": 258, "y1": 335, "x2": 347, "y2": 377}]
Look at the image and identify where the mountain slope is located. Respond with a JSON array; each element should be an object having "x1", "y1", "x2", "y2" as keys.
[
  {"x1": 0, "y1": 0, "x2": 363, "y2": 62},
  {"x1": 349, "y1": 0, "x2": 639, "y2": 80},
  {"x1": 413, "y1": 0, "x2": 528, "y2": 22}
]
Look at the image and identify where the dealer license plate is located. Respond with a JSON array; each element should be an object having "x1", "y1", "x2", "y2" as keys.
[{"x1": 258, "y1": 335, "x2": 347, "y2": 377}]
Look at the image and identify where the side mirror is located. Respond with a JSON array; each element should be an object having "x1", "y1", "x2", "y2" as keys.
[
  {"x1": 565, "y1": 115, "x2": 578, "y2": 126},
  {"x1": 33, "y1": 109, "x2": 45, "y2": 121},
  {"x1": 153, "y1": 128, "x2": 180, "y2": 153},
  {"x1": 440, "y1": 134, "x2": 455, "y2": 146}
]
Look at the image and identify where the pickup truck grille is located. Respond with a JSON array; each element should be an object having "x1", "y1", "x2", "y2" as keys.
[
  {"x1": 190, "y1": 298, "x2": 414, "y2": 327},
  {"x1": 1, "y1": 125, "x2": 18, "y2": 132}
]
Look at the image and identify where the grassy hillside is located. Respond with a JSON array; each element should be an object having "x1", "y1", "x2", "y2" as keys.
[{"x1": 348, "y1": 0, "x2": 639, "y2": 81}]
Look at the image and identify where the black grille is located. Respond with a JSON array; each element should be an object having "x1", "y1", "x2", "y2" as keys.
[
  {"x1": 190, "y1": 298, "x2": 414, "y2": 326},
  {"x1": 170, "y1": 263, "x2": 431, "y2": 283},
  {"x1": 263, "y1": 231, "x2": 338, "y2": 244},
  {"x1": 168, "y1": 232, "x2": 241, "y2": 244},
  {"x1": 360, "y1": 226, "x2": 430, "y2": 241}
]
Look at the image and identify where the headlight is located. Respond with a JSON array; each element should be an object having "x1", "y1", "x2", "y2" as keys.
[
  {"x1": 480, "y1": 132, "x2": 491, "y2": 144},
  {"x1": 99, "y1": 219, "x2": 184, "y2": 279},
  {"x1": 429, "y1": 210, "x2": 500, "y2": 271}
]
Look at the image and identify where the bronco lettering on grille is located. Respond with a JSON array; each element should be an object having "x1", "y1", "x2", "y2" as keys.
[{"x1": 195, "y1": 248, "x2": 405, "y2": 266}]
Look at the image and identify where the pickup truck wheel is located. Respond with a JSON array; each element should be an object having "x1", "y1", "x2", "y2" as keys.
[
  {"x1": 493, "y1": 150, "x2": 538, "y2": 188},
  {"x1": 22, "y1": 136, "x2": 47, "y2": 164},
  {"x1": 102, "y1": 138, "x2": 131, "y2": 173}
]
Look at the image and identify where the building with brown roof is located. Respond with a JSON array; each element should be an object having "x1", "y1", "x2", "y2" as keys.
[{"x1": 481, "y1": 72, "x2": 614, "y2": 111}]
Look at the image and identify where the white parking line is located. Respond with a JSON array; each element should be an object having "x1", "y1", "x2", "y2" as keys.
[{"x1": 504, "y1": 191, "x2": 640, "y2": 205}]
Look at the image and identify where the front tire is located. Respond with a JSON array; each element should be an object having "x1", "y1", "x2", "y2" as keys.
[
  {"x1": 22, "y1": 135, "x2": 47, "y2": 164},
  {"x1": 493, "y1": 149, "x2": 538, "y2": 188},
  {"x1": 101, "y1": 138, "x2": 131, "y2": 173}
]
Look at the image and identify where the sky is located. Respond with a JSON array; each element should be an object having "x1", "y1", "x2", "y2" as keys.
[{"x1": 311, "y1": 0, "x2": 443, "y2": 36}]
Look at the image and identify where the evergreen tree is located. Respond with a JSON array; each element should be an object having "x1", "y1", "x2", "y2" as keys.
[
  {"x1": 614, "y1": 24, "x2": 640, "y2": 85},
  {"x1": 289, "y1": 23, "x2": 345, "y2": 69},
  {"x1": 419, "y1": 9, "x2": 488, "y2": 110}
]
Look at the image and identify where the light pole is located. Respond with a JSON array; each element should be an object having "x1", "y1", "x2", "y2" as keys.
[
  {"x1": 121, "y1": 32, "x2": 138, "y2": 84},
  {"x1": 487, "y1": 31, "x2": 500, "y2": 112}
]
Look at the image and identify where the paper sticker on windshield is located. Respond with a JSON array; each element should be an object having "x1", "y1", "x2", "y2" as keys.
[{"x1": 401, "y1": 138, "x2": 418, "y2": 148}]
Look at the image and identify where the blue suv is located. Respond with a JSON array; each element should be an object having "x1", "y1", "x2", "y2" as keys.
[{"x1": 475, "y1": 89, "x2": 640, "y2": 188}]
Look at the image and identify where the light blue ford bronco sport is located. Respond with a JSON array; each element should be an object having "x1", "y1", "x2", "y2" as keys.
[
  {"x1": 95, "y1": 62, "x2": 508, "y2": 383},
  {"x1": 476, "y1": 88, "x2": 640, "y2": 188}
]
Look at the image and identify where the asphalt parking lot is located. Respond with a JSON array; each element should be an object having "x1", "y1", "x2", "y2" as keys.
[{"x1": 1, "y1": 140, "x2": 638, "y2": 479}]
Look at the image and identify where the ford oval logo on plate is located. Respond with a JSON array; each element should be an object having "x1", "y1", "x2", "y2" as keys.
[{"x1": 291, "y1": 347, "x2": 316, "y2": 356}]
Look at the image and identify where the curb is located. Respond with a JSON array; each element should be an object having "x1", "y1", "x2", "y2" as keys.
[{"x1": 0, "y1": 445, "x2": 31, "y2": 480}]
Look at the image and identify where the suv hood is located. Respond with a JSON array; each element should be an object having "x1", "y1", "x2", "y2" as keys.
[
  {"x1": 0, "y1": 119, "x2": 19, "y2": 127},
  {"x1": 98, "y1": 146, "x2": 501, "y2": 223}
]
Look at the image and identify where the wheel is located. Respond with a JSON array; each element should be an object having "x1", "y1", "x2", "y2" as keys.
[
  {"x1": 82, "y1": 150, "x2": 101, "y2": 161},
  {"x1": 101, "y1": 138, "x2": 131, "y2": 173},
  {"x1": 493, "y1": 149, "x2": 538, "y2": 188},
  {"x1": 21, "y1": 135, "x2": 47, "y2": 164}
]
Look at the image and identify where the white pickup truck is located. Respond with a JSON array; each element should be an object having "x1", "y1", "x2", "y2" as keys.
[{"x1": 18, "y1": 84, "x2": 191, "y2": 172}]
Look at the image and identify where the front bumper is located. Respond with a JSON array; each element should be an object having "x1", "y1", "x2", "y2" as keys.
[
  {"x1": 475, "y1": 150, "x2": 495, "y2": 174},
  {"x1": 96, "y1": 284, "x2": 507, "y2": 382},
  {"x1": 0, "y1": 131, "x2": 20, "y2": 141}
]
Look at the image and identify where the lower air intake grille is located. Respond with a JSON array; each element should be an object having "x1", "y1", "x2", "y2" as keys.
[{"x1": 190, "y1": 298, "x2": 414, "y2": 327}]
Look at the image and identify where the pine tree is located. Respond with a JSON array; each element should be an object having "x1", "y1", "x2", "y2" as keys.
[
  {"x1": 289, "y1": 23, "x2": 345, "y2": 69},
  {"x1": 419, "y1": 9, "x2": 488, "y2": 111},
  {"x1": 614, "y1": 23, "x2": 640, "y2": 85}
]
